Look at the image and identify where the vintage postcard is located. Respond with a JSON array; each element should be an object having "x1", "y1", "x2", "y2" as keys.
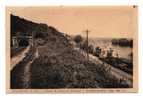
[{"x1": 6, "y1": 6, "x2": 138, "y2": 93}]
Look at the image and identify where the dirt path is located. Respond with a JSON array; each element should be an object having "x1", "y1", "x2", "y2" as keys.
[
  {"x1": 11, "y1": 46, "x2": 30, "y2": 70},
  {"x1": 20, "y1": 59, "x2": 34, "y2": 88},
  {"x1": 11, "y1": 47, "x2": 37, "y2": 89}
]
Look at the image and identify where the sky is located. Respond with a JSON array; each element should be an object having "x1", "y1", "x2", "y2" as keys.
[{"x1": 7, "y1": 6, "x2": 137, "y2": 38}]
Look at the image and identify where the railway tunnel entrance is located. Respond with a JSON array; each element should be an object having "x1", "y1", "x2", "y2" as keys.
[{"x1": 11, "y1": 35, "x2": 33, "y2": 48}]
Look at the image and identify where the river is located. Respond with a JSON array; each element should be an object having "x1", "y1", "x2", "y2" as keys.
[{"x1": 89, "y1": 38, "x2": 132, "y2": 60}]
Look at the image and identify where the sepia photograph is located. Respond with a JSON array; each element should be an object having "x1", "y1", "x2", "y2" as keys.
[{"x1": 6, "y1": 6, "x2": 138, "y2": 93}]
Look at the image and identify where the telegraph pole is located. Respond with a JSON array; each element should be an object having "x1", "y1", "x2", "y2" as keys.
[{"x1": 85, "y1": 29, "x2": 90, "y2": 61}]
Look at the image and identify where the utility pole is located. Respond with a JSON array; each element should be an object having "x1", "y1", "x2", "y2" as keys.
[{"x1": 84, "y1": 29, "x2": 90, "y2": 61}]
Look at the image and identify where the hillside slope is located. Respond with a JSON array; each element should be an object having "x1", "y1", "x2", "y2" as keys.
[{"x1": 11, "y1": 15, "x2": 131, "y2": 89}]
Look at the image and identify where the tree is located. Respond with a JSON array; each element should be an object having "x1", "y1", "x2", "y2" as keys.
[{"x1": 74, "y1": 35, "x2": 83, "y2": 44}]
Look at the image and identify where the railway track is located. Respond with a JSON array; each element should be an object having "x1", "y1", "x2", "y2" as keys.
[{"x1": 11, "y1": 46, "x2": 30, "y2": 70}]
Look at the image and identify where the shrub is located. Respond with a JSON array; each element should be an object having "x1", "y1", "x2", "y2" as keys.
[{"x1": 74, "y1": 35, "x2": 83, "y2": 44}]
